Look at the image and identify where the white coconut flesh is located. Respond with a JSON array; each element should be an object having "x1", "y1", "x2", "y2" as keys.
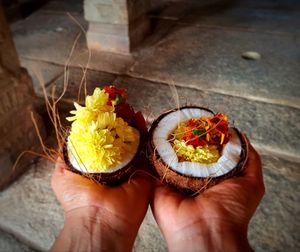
[
  {"x1": 152, "y1": 108, "x2": 242, "y2": 178},
  {"x1": 67, "y1": 128, "x2": 140, "y2": 174}
]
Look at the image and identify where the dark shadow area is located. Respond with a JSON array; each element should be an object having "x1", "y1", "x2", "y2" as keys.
[{"x1": 3, "y1": 0, "x2": 50, "y2": 23}]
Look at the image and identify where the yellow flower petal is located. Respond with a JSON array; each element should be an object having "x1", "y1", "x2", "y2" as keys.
[{"x1": 67, "y1": 87, "x2": 138, "y2": 172}]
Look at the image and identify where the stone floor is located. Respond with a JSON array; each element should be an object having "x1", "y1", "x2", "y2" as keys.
[{"x1": 1, "y1": 0, "x2": 299, "y2": 251}]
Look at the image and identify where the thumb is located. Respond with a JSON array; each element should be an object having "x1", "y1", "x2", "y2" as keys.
[{"x1": 51, "y1": 158, "x2": 96, "y2": 211}]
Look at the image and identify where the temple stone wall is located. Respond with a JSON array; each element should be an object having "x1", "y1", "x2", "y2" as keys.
[
  {"x1": 84, "y1": 0, "x2": 151, "y2": 54},
  {"x1": 0, "y1": 5, "x2": 45, "y2": 190}
]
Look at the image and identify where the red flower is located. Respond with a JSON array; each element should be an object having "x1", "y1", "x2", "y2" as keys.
[
  {"x1": 181, "y1": 113, "x2": 231, "y2": 147},
  {"x1": 132, "y1": 111, "x2": 147, "y2": 134},
  {"x1": 183, "y1": 127, "x2": 207, "y2": 148},
  {"x1": 187, "y1": 119, "x2": 198, "y2": 128},
  {"x1": 101, "y1": 86, "x2": 147, "y2": 137},
  {"x1": 184, "y1": 135, "x2": 206, "y2": 148},
  {"x1": 104, "y1": 85, "x2": 127, "y2": 103},
  {"x1": 114, "y1": 103, "x2": 135, "y2": 124}
]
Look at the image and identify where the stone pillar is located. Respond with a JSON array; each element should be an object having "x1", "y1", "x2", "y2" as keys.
[
  {"x1": 0, "y1": 5, "x2": 45, "y2": 190},
  {"x1": 84, "y1": 0, "x2": 151, "y2": 54}
]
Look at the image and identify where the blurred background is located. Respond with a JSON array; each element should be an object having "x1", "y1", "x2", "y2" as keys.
[{"x1": 0, "y1": 0, "x2": 299, "y2": 251}]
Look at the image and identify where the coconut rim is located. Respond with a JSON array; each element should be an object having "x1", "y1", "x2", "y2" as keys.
[
  {"x1": 62, "y1": 126, "x2": 144, "y2": 182},
  {"x1": 148, "y1": 106, "x2": 248, "y2": 181}
]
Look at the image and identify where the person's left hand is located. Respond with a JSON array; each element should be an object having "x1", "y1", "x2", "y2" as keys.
[{"x1": 51, "y1": 158, "x2": 152, "y2": 252}]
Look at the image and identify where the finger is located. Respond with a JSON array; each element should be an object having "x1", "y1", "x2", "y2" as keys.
[
  {"x1": 52, "y1": 158, "x2": 100, "y2": 205},
  {"x1": 242, "y1": 139, "x2": 263, "y2": 182},
  {"x1": 51, "y1": 158, "x2": 77, "y2": 204},
  {"x1": 51, "y1": 158, "x2": 82, "y2": 191},
  {"x1": 51, "y1": 158, "x2": 68, "y2": 206},
  {"x1": 240, "y1": 136, "x2": 265, "y2": 197},
  {"x1": 51, "y1": 158, "x2": 68, "y2": 196},
  {"x1": 245, "y1": 145, "x2": 262, "y2": 175}
]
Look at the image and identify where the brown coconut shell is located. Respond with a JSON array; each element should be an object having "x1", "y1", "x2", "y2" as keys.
[
  {"x1": 63, "y1": 128, "x2": 147, "y2": 186},
  {"x1": 148, "y1": 106, "x2": 249, "y2": 195}
]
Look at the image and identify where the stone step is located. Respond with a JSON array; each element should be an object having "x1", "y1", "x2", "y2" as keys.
[
  {"x1": 19, "y1": 59, "x2": 64, "y2": 96},
  {"x1": 128, "y1": 24, "x2": 300, "y2": 109},
  {"x1": 0, "y1": 159, "x2": 63, "y2": 252},
  {"x1": 152, "y1": 0, "x2": 300, "y2": 12},
  {"x1": 179, "y1": 7, "x2": 300, "y2": 35},
  {"x1": 44, "y1": 67, "x2": 117, "y2": 103},
  {"x1": 0, "y1": 150, "x2": 298, "y2": 251},
  {"x1": 11, "y1": 11, "x2": 135, "y2": 75},
  {"x1": 249, "y1": 154, "x2": 300, "y2": 252},
  {"x1": 0, "y1": 229, "x2": 36, "y2": 252},
  {"x1": 11, "y1": 7, "x2": 300, "y2": 109},
  {"x1": 42, "y1": 69, "x2": 300, "y2": 158},
  {"x1": 151, "y1": 0, "x2": 300, "y2": 34},
  {"x1": 40, "y1": 0, "x2": 83, "y2": 16}
]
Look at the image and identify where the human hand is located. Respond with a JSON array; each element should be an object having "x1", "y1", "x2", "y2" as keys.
[
  {"x1": 51, "y1": 158, "x2": 152, "y2": 252},
  {"x1": 151, "y1": 139, "x2": 265, "y2": 252}
]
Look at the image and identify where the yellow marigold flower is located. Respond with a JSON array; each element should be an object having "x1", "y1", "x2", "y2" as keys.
[
  {"x1": 66, "y1": 87, "x2": 139, "y2": 172},
  {"x1": 85, "y1": 88, "x2": 112, "y2": 112},
  {"x1": 96, "y1": 112, "x2": 116, "y2": 130},
  {"x1": 66, "y1": 88, "x2": 113, "y2": 123},
  {"x1": 69, "y1": 125, "x2": 123, "y2": 172},
  {"x1": 115, "y1": 118, "x2": 137, "y2": 142}
]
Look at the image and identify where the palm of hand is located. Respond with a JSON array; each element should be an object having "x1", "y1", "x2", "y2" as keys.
[
  {"x1": 151, "y1": 144, "x2": 265, "y2": 240},
  {"x1": 52, "y1": 159, "x2": 151, "y2": 232}
]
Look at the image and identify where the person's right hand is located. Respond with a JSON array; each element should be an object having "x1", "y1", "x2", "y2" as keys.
[{"x1": 151, "y1": 139, "x2": 265, "y2": 252}]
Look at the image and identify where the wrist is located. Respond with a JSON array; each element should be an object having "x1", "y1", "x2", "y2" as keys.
[
  {"x1": 51, "y1": 206, "x2": 136, "y2": 252},
  {"x1": 166, "y1": 218, "x2": 253, "y2": 252}
]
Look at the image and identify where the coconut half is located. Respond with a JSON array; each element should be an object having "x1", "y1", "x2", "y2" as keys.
[
  {"x1": 62, "y1": 86, "x2": 148, "y2": 185},
  {"x1": 63, "y1": 129, "x2": 142, "y2": 185},
  {"x1": 148, "y1": 106, "x2": 248, "y2": 194}
]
